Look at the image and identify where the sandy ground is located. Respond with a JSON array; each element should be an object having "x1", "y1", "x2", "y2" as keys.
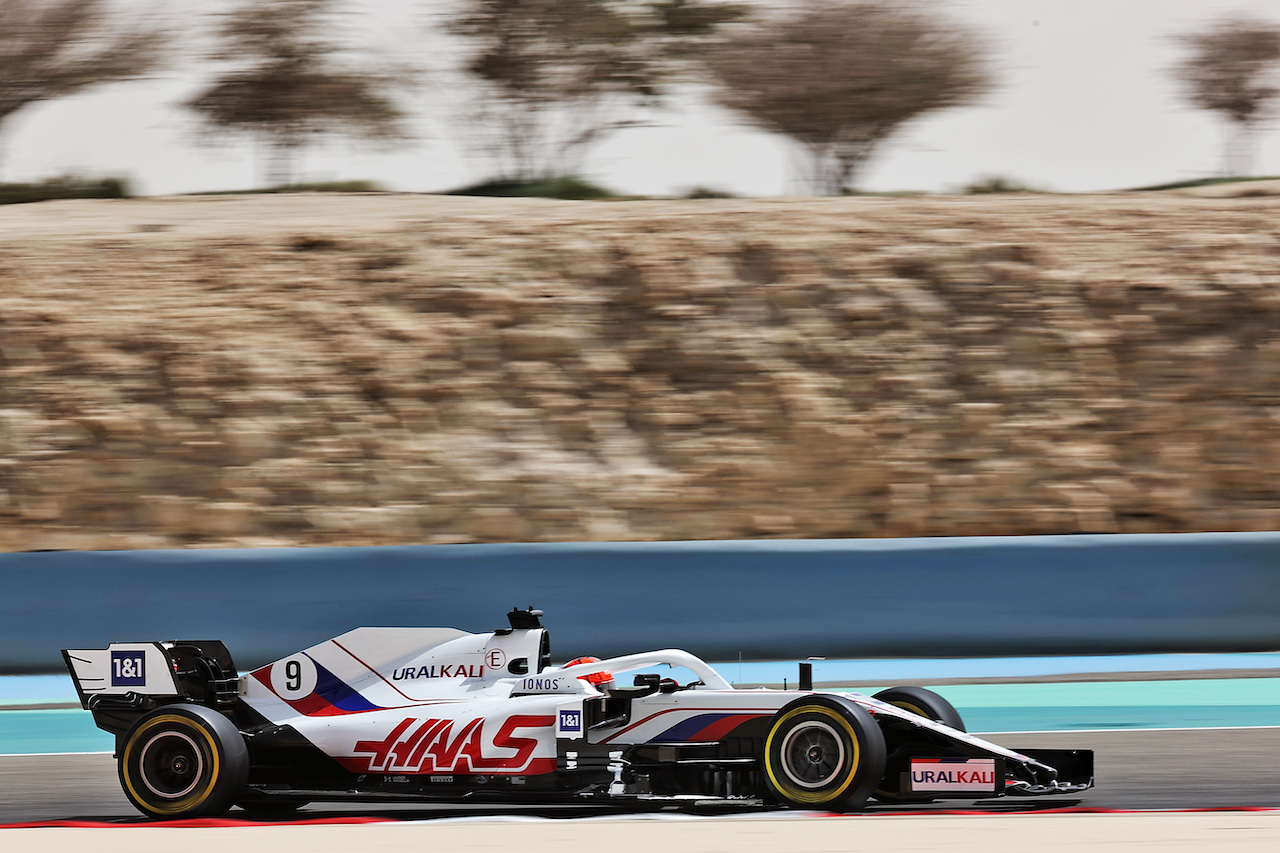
[
  {"x1": 6, "y1": 812, "x2": 1280, "y2": 853},
  {"x1": 4, "y1": 193, "x2": 1280, "y2": 549}
]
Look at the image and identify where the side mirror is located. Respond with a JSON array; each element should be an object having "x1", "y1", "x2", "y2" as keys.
[{"x1": 633, "y1": 673, "x2": 660, "y2": 688}]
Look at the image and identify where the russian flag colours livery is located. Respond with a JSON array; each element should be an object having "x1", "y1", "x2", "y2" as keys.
[{"x1": 252, "y1": 661, "x2": 383, "y2": 716}]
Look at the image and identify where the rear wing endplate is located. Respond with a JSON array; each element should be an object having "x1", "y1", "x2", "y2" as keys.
[{"x1": 62, "y1": 643, "x2": 183, "y2": 710}]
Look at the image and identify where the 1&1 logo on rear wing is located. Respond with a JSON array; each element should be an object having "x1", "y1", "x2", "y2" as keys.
[
  {"x1": 63, "y1": 642, "x2": 182, "y2": 706},
  {"x1": 110, "y1": 650, "x2": 147, "y2": 686}
]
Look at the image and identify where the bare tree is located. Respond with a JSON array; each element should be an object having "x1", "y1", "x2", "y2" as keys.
[
  {"x1": 449, "y1": 0, "x2": 744, "y2": 183},
  {"x1": 702, "y1": 1, "x2": 990, "y2": 195},
  {"x1": 185, "y1": 0, "x2": 413, "y2": 186},
  {"x1": 1171, "y1": 15, "x2": 1280, "y2": 177},
  {"x1": 0, "y1": 0, "x2": 166, "y2": 177}
]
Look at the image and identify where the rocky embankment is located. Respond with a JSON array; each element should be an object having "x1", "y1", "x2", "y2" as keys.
[{"x1": 1, "y1": 193, "x2": 1278, "y2": 551}]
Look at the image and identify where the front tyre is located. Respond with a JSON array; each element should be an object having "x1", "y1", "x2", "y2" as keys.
[
  {"x1": 872, "y1": 686, "x2": 965, "y2": 731},
  {"x1": 763, "y1": 696, "x2": 886, "y2": 812},
  {"x1": 872, "y1": 686, "x2": 965, "y2": 802},
  {"x1": 118, "y1": 704, "x2": 249, "y2": 819}
]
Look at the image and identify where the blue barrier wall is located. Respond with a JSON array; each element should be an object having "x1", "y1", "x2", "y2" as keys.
[{"x1": 2, "y1": 532, "x2": 1279, "y2": 673}]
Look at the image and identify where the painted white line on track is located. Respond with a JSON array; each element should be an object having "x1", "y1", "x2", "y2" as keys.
[
  {"x1": 391, "y1": 810, "x2": 822, "y2": 826},
  {"x1": 0, "y1": 751, "x2": 112, "y2": 758},
  {"x1": 9, "y1": 812, "x2": 1280, "y2": 853}
]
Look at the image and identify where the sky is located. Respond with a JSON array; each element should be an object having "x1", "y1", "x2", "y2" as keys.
[{"x1": 4, "y1": 0, "x2": 1280, "y2": 197}]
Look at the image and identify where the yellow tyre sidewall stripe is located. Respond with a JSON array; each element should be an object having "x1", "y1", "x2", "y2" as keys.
[
  {"x1": 765, "y1": 705, "x2": 862, "y2": 805},
  {"x1": 122, "y1": 714, "x2": 222, "y2": 816},
  {"x1": 890, "y1": 701, "x2": 930, "y2": 718}
]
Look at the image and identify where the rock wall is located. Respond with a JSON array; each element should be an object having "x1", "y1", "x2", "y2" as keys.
[{"x1": 1, "y1": 193, "x2": 1278, "y2": 551}]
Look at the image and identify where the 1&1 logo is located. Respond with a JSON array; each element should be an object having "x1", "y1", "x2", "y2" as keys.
[
  {"x1": 559, "y1": 709, "x2": 582, "y2": 733},
  {"x1": 111, "y1": 650, "x2": 146, "y2": 687}
]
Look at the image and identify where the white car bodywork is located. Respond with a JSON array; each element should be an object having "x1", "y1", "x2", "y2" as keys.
[
  {"x1": 65, "y1": 608, "x2": 1093, "y2": 818},
  {"x1": 235, "y1": 627, "x2": 1033, "y2": 779}
]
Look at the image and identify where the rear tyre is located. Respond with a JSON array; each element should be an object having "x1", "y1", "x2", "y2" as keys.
[
  {"x1": 763, "y1": 696, "x2": 886, "y2": 812},
  {"x1": 118, "y1": 704, "x2": 249, "y2": 819}
]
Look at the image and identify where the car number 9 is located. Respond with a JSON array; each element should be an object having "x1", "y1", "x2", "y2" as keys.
[{"x1": 271, "y1": 654, "x2": 318, "y2": 699}]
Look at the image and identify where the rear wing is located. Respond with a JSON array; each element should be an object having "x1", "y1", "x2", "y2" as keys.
[{"x1": 62, "y1": 640, "x2": 239, "y2": 711}]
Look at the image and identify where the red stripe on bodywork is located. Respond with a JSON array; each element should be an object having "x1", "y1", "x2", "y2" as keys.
[
  {"x1": 332, "y1": 638, "x2": 417, "y2": 703},
  {"x1": 686, "y1": 713, "x2": 769, "y2": 742},
  {"x1": 251, "y1": 660, "x2": 440, "y2": 718},
  {"x1": 600, "y1": 707, "x2": 780, "y2": 744},
  {"x1": 250, "y1": 666, "x2": 354, "y2": 717}
]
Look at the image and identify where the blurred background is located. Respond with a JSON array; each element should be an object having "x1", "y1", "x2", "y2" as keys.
[
  {"x1": 3, "y1": 0, "x2": 1280, "y2": 197},
  {"x1": 2, "y1": 0, "x2": 1280, "y2": 552},
  {"x1": 3, "y1": 5, "x2": 1280, "y2": 813}
]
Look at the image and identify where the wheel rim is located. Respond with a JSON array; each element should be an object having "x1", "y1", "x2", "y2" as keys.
[
  {"x1": 138, "y1": 730, "x2": 205, "y2": 799},
  {"x1": 780, "y1": 720, "x2": 845, "y2": 789}
]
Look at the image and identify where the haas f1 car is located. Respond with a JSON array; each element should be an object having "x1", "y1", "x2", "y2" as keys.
[{"x1": 64, "y1": 608, "x2": 1092, "y2": 819}]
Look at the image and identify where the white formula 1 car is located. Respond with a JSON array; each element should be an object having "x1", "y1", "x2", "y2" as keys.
[{"x1": 64, "y1": 608, "x2": 1092, "y2": 819}]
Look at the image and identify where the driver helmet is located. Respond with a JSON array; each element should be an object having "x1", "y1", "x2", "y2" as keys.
[{"x1": 565, "y1": 656, "x2": 614, "y2": 689}]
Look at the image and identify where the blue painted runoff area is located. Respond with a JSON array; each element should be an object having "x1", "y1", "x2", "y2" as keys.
[
  {"x1": 838, "y1": 679, "x2": 1280, "y2": 733},
  {"x1": 727, "y1": 652, "x2": 1280, "y2": 686},
  {"x1": 0, "y1": 710, "x2": 113, "y2": 755},
  {"x1": 997, "y1": 678, "x2": 1280, "y2": 731}
]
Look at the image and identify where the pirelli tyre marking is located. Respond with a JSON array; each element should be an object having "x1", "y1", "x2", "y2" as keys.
[
  {"x1": 119, "y1": 705, "x2": 248, "y2": 819},
  {"x1": 764, "y1": 698, "x2": 885, "y2": 810}
]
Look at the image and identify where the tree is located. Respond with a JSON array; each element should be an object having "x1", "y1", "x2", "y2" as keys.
[
  {"x1": 449, "y1": 0, "x2": 744, "y2": 183},
  {"x1": 0, "y1": 0, "x2": 166, "y2": 177},
  {"x1": 185, "y1": 0, "x2": 412, "y2": 186},
  {"x1": 1171, "y1": 15, "x2": 1280, "y2": 177},
  {"x1": 702, "y1": 1, "x2": 990, "y2": 195}
]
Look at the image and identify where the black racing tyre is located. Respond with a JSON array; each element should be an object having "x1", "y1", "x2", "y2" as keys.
[
  {"x1": 872, "y1": 686, "x2": 965, "y2": 732},
  {"x1": 763, "y1": 695, "x2": 886, "y2": 812},
  {"x1": 872, "y1": 686, "x2": 965, "y2": 802},
  {"x1": 118, "y1": 703, "x2": 249, "y2": 819}
]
